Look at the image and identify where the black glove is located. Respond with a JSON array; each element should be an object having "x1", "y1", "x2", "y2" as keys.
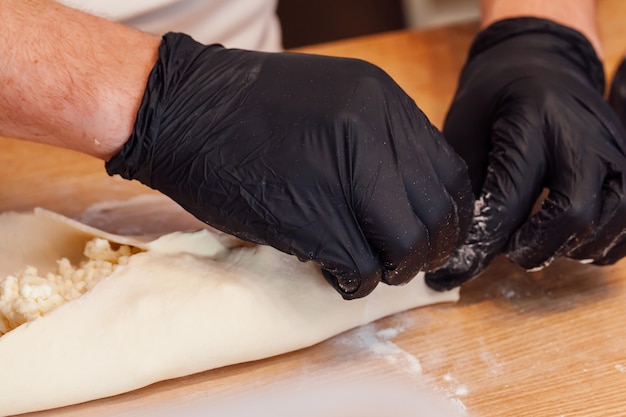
[
  {"x1": 427, "y1": 18, "x2": 626, "y2": 291},
  {"x1": 106, "y1": 33, "x2": 474, "y2": 299}
]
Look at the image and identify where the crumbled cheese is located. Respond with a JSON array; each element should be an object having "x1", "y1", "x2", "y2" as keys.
[{"x1": 0, "y1": 238, "x2": 141, "y2": 335}]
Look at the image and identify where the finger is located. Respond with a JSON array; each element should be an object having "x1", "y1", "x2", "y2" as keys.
[
  {"x1": 418, "y1": 121, "x2": 475, "y2": 249},
  {"x1": 360, "y1": 197, "x2": 431, "y2": 287},
  {"x1": 348, "y1": 105, "x2": 465, "y2": 288},
  {"x1": 426, "y1": 118, "x2": 547, "y2": 290},
  {"x1": 399, "y1": 141, "x2": 468, "y2": 270},
  {"x1": 441, "y1": 83, "x2": 493, "y2": 197},
  {"x1": 384, "y1": 104, "x2": 474, "y2": 271},
  {"x1": 313, "y1": 235, "x2": 383, "y2": 300},
  {"x1": 426, "y1": 169, "x2": 540, "y2": 291},
  {"x1": 594, "y1": 234, "x2": 626, "y2": 265},
  {"x1": 425, "y1": 190, "x2": 508, "y2": 291},
  {"x1": 506, "y1": 164, "x2": 605, "y2": 270},
  {"x1": 365, "y1": 120, "x2": 474, "y2": 285},
  {"x1": 268, "y1": 200, "x2": 384, "y2": 300},
  {"x1": 565, "y1": 173, "x2": 626, "y2": 262},
  {"x1": 353, "y1": 164, "x2": 430, "y2": 287},
  {"x1": 321, "y1": 267, "x2": 381, "y2": 300},
  {"x1": 509, "y1": 88, "x2": 626, "y2": 267}
]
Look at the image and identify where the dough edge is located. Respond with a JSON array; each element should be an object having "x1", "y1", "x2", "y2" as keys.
[{"x1": 0, "y1": 209, "x2": 459, "y2": 415}]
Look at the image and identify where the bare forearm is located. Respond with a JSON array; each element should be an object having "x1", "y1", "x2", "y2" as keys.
[
  {"x1": 0, "y1": 0, "x2": 160, "y2": 160},
  {"x1": 480, "y1": 0, "x2": 602, "y2": 57}
]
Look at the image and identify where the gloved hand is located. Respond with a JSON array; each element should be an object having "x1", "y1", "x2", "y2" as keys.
[
  {"x1": 426, "y1": 18, "x2": 626, "y2": 291},
  {"x1": 106, "y1": 33, "x2": 474, "y2": 299}
]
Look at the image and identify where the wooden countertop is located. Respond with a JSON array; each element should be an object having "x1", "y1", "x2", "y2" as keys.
[{"x1": 4, "y1": 1, "x2": 626, "y2": 415}]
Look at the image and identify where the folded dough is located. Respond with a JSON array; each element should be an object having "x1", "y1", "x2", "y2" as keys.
[{"x1": 0, "y1": 208, "x2": 458, "y2": 415}]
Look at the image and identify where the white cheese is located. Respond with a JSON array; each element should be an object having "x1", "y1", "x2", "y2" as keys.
[{"x1": 0, "y1": 238, "x2": 139, "y2": 335}]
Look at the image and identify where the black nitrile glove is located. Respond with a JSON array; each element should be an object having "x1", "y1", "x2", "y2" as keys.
[
  {"x1": 427, "y1": 18, "x2": 626, "y2": 291},
  {"x1": 106, "y1": 33, "x2": 474, "y2": 299}
]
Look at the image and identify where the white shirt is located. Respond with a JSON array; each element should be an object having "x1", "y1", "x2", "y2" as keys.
[{"x1": 58, "y1": 0, "x2": 282, "y2": 52}]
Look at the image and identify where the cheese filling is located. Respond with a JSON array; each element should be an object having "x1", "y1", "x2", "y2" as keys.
[{"x1": 0, "y1": 238, "x2": 142, "y2": 335}]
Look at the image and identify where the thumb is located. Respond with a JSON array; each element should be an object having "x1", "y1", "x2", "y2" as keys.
[
  {"x1": 425, "y1": 191, "x2": 507, "y2": 290},
  {"x1": 426, "y1": 131, "x2": 546, "y2": 290}
]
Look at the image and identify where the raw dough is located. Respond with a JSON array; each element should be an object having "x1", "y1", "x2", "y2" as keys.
[{"x1": 0, "y1": 208, "x2": 458, "y2": 416}]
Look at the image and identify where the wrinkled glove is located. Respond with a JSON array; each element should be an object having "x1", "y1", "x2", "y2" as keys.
[
  {"x1": 106, "y1": 33, "x2": 474, "y2": 299},
  {"x1": 427, "y1": 18, "x2": 626, "y2": 291}
]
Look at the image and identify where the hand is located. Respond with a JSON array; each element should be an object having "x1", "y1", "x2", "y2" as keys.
[
  {"x1": 106, "y1": 33, "x2": 474, "y2": 299},
  {"x1": 427, "y1": 18, "x2": 626, "y2": 291}
]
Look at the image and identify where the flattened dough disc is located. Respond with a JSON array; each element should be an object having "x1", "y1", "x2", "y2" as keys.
[{"x1": 0, "y1": 209, "x2": 458, "y2": 415}]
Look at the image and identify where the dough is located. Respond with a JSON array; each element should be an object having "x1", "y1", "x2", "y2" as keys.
[{"x1": 0, "y1": 208, "x2": 458, "y2": 416}]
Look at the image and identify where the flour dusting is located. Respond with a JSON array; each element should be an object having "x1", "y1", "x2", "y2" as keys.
[
  {"x1": 359, "y1": 325, "x2": 423, "y2": 375},
  {"x1": 332, "y1": 323, "x2": 423, "y2": 376}
]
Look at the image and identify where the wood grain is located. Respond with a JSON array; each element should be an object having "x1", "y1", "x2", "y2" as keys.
[{"x1": 3, "y1": 1, "x2": 626, "y2": 415}]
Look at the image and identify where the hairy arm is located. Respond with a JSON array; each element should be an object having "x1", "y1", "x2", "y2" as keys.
[
  {"x1": 481, "y1": 0, "x2": 602, "y2": 56},
  {"x1": 0, "y1": 0, "x2": 159, "y2": 160}
]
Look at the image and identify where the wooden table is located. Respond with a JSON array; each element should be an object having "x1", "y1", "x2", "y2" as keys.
[{"x1": 3, "y1": 1, "x2": 626, "y2": 415}]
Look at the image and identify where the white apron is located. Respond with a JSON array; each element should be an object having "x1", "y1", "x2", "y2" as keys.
[{"x1": 57, "y1": 0, "x2": 282, "y2": 51}]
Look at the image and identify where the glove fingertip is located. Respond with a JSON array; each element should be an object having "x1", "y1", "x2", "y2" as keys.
[
  {"x1": 505, "y1": 237, "x2": 546, "y2": 270},
  {"x1": 424, "y1": 243, "x2": 490, "y2": 291},
  {"x1": 321, "y1": 269, "x2": 380, "y2": 300},
  {"x1": 424, "y1": 269, "x2": 474, "y2": 292}
]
